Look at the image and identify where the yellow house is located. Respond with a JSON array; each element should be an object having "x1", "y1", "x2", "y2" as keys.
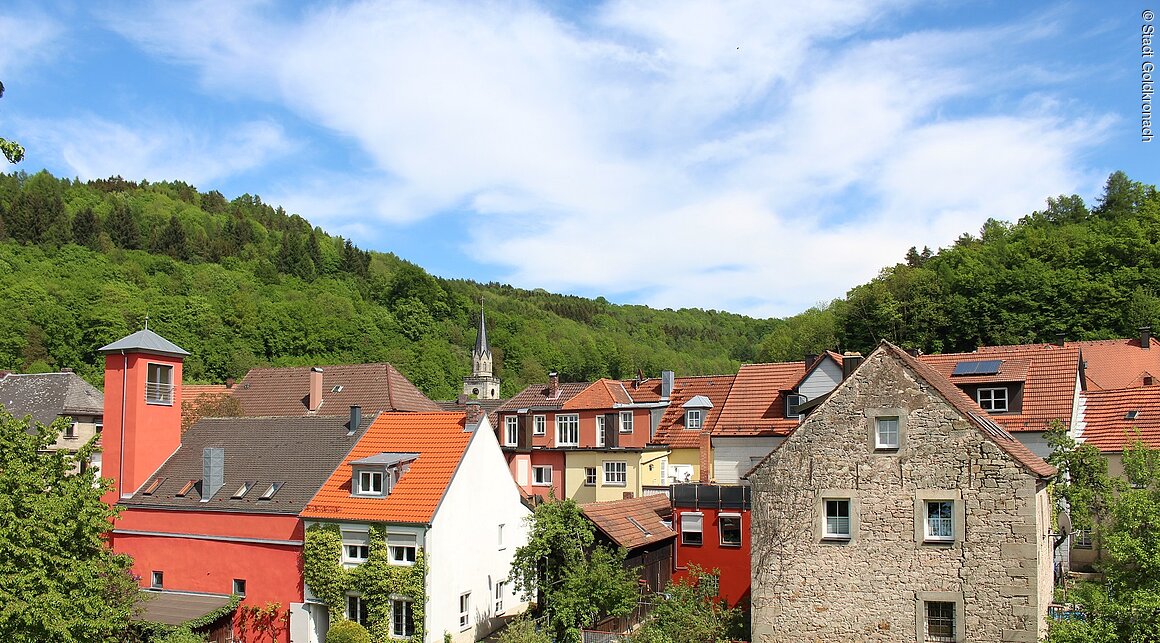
[{"x1": 564, "y1": 448, "x2": 670, "y2": 504}]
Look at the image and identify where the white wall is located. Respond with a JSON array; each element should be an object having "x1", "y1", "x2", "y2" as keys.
[
  {"x1": 712, "y1": 436, "x2": 782, "y2": 483},
  {"x1": 800, "y1": 358, "x2": 843, "y2": 401},
  {"x1": 426, "y1": 415, "x2": 531, "y2": 643}
]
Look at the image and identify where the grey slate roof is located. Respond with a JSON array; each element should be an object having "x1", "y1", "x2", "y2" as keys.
[
  {"x1": 350, "y1": 452, "x2": 419, "y2": 466},
  {"x1": 0, "y1": 372, "x2": 104, "y2": 427},
  {"x1": 120, "y1": 414, "x2": 373, "y2": 514},
  {"x1": 99, "y1": 329, "x2": 190, "y2": 357},
  {"x1": 136, "y1": 590, "x2": 234, "y2": 626}
]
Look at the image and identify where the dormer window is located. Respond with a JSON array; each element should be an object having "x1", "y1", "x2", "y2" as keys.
[
  {"x1": 356, "y1": 470, "x2": 384, "y2": 496},
  {"x1": 682, "y1": 395, "x2": 713, "y2": 430},
  {"x1": 686, "y1": 409, "x2": 702, "y2": 430},
  {"x1": 976, "y1": 387, "x2": 1008, "y2": 412},
  {"x1": 350, "y1": 453, "x2": 418, "y2": 498},
  {"x1": 786, "y1": 394, "x2": 806, "y2": 419}
]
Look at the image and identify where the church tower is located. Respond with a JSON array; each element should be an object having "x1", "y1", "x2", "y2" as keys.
[{"x1": 463, "y1": 301, "x2": 502, "y2": 399}]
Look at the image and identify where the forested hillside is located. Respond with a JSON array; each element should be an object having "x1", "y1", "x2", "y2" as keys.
[{"x1": 0, "y1": 171, "x2": 772, "y2": 398}]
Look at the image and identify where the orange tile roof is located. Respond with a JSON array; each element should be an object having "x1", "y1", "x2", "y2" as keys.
[
  {"x1": 921, "y1": 344, "x2": 1079, "y2": 433},
  {"x1": 301, "y1": 412, "x2": 474, "y2": 523},
  {"x1": 1070, "y1": 337, "x2": 1160, "y2": 391},
  {"x1": 564, "y1": 379, "x2": 633, "y2": 410},
  {"x1": 621, "y1": 378, "x2": 664, "y2": 403},
  {"x1": 232, "y1": 364, "x2": 440, "y2": 416},
  {"x1": 714, "y1": 362, "x2": 806, "y2": 437},
  {"x1": 653, "y1": 375, "x2": 736, "y2": 448},
  {"x1": 581, "y1": 494, "x2": 675, "y2": 550},
  {"x1": 1081, "y1": 387, "x2": 1160, "y2": 452}
]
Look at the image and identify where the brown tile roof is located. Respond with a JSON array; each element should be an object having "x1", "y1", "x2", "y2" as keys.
[
  {"x1": 496, "y1": 381, "x2": 593, "y2": 413},
  {"x1": 921, "y1": 344, "x2": 1079, "y2": 433},
  {"x1": 136, "y1": 590, "x2": 235, "y2": 626},
  {"x1": 653, "y1": 375, "x2": 736, "y2": 448},
  {"x1": 181, "y1": 384, "x2": 233, "y2": 432},
  {"x1": 714, "y1": 362, "x2": 806, "y2": 437},
  {"x1": 1080, "y1": 386, "x2": 1160, "y2": 452},
  {"x1": 1070, "y1": 337, "x2": 1160, "y2": 391},
  {"x1": 301, "y1": 412, "x2": 474, "y2": 524},
  {"x1": 581, "y1": 494, "x2": 676, "y2": 550},
  {"x1": 231, "y1": 364, "x2": 440, "y2": 416},
  {"x1": 434, "y1": 398, "x2": 506, "y2": 427},
  {"x1": 120, "y1": 415, "x2": 371, "y2": 513}
]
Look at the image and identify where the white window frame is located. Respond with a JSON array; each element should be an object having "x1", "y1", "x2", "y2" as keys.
[
  {"x1": 341, "y1": 529, "x2": 371, "y2": 567},
  {"x1": 976, "y1": 387, "x2": 1008, "y2": 412},
  {"x1": 584, "y1": 467, "x2": 597, "y2": 486},
  {"x1": 533, "y1": 414, "x2": 546, "y2": 436},
  {"x1": 391, "y1": 596, "x2": 414, "y2": 638},
  {"x1": 596, "y1": 415, "x2": 606, "y2": 447},
  {"x1": 498, "y1": 523, "x2": 505, "y2": 550},
  {"x1": 145, "y1": 362, "x2": 174, "y2": 405},
  {"x1": 619, "y1": 410, "x2": 634, "y2": 433},
  {"x1": 603, "y1": 461, "x2": 627, "y2": 486},
  {"x1": 387, "y1": 533, "x2": 417, "y2": 565},
  {"x1": 494, "y1": 580, "x2": 505, "y2": 614},
  {"x1": 719, "y1": 513, "x2": 742, "y2": 547},
  {"x1": 823, "y1": 499, "x2": 851, "y2": 540},
  {"x1": 504, "y1": 416, "x2": 519, "y2": 447},
  {"x1": 680, "y1": 512, "x2": 703, "y2": 545},
  {"x1": 556, "y1": 414, "x2": 579, "y2": 446},
  {"x1": 459, "y1": 592, "x2": 471, "y2": 630},
  {"x1": 686, "y1": 409, "x2": 702, "y2": 430},
  {"x1": 355, "y1": 469, "x2": 385, "y2": 496},
  {"x1": 785, "y1": 393, "x2": 806, "y2": 419},
  {"x1": 346, "y1": 593, "x2": 368, "y2": 626},
  {"x1": 151, "y1": 571, "x2": 163, "y2": 589},
  {"x1": 924, "y1": 500, "x2": 954, "y2": 542},
  {"x1": 532, "y1": 465, "x2": 552, "y2": 486},
  {"x1": 875, "y1": 416, "x2": 900, "y2": 449}
]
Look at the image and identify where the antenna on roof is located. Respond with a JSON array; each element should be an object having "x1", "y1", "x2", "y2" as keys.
[{"x1": 144, "y1": 315, "x2": 149, "y2": 330}]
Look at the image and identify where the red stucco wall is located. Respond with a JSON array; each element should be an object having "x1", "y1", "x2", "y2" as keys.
[{"x1": 673, "y1": 506, "x2": 751, "y2": 607}]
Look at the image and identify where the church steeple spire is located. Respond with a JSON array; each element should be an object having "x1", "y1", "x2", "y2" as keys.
[
  {"x1": 473, "y1": 298, "x2": 491, "y2": 363},
  {"x1": 463, "y1": 298, "x2": 501, "y2": 399}
]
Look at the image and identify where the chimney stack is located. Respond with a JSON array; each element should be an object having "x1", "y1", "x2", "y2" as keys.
[
  {"x1": 309, "y1": 367, "x2": 323, "y2": 411},
  {"x1": 465, "y1": 401, "x2": 484, "y2": 428},
  {"x1": 804, "y1": 354, "x2": 818, "y2": 370},
  {"x1": 548, "y1": 372, "x2": 560, "y2": 398},
  {"x1": 1055, "y1": 333, "x2": 1067, "y2": 347},
  {"x1": 202, "y1": 447, "x2": 224, "y2": 502},
  {"x1": 348, "y1": 405, "x2": 362, "y2": 434},
  {"x1": 60, "y1": 367, "x2": 74, "y2": 373},
  {"x1": 842, "y1": 352, "x2": 864, "y2": 380},
  {"x1": 1142, "y1": 326, "x2": 1152, "y2": 350},
  {"x1": 225, "y1": 377, "x2": 235, "y2": 389},
  {"x1": 661, "y1": 370, "x2": 675, "y2": 400}
]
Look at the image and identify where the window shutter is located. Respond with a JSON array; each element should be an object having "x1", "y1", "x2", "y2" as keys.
[{"x1": 605, "y1": 413, "x2": 619, "y2": 448}]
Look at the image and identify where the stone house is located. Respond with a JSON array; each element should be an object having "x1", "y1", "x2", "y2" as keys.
[
  {"x1": 0, "y1": 369, "x2": 103, "y2": 455},
  {"x1": 748, "y1": 342, "x2": 1056, "y2": 643}
]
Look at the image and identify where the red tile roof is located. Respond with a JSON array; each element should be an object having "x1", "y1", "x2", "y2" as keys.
[
  {"x1": 920, "y1": 344, "x2": 1079, "y2": 433},
  {"x1": 581, "y1": 494, "x2": 675, "y2": 550},
  {"x1": 714, "y1": 362, "x2": 806, "y2": 437},
  {"x1": 301, "y1": 412, "x2": 474, "y2": 523},
  {"x1": 653, "y1": 375, "x2": 736, "y2": 448},
  {"x1": 621, "y1": 378, "x2": 664, "y2": 403},
  {"x1": 232, "y1": 364, "x2": 440, "y2": 416},
  {"x1": 1080, "y1": 387, "x2": 1160, "y2": 452},
  {"x1": 565, "y1": 379, "x2": 633, "y2": 410},
  {"x1": 1070, "y1": 337, "x2": 1160, "y2": 391}
]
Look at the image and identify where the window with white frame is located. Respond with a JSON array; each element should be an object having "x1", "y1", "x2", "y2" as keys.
[
  {"x1": 976, "y1": 387, "x2": 1008, "y2": 412},
  {"x1": 504, "y1": 416, "x2": 519, "y2": 447},
  {"x1": 533, "y1": 415, "x2": 546, "y2": 436},
  {"x1": 1074, "y1": 528, "x2": 1093, "y2": 549},
  {"x1": 785, "y1": 393, "x2": 806, "y2": 419},
  {"x1": 355, "y1": 469, "x2": 385, "y2": 496},
  {"x1": 556, "y1": 414, "x2": 579, "y2": 446},
  {"x1": 388, "y1": 533, "x2": 417, "y2": 564},
  {"x1": 619, "y1": 411, "x2": 633, "y2": 433},
  {"x1": 532, "y1": 465, "x2": 552, "y2": 486},
  {"x1": 680, "y1": 512, "x2": 703, "y2": 545},
  {"x1": 719, "y1": 513, "x2": 742, "y2": 546},
  {"x1": 875, "y1": 416, "x2": 900, "y2": 449},
  {"x1": 145, "y1": 363, "x2": 174, "y2": 405},
  {"x1": 596, "y1": 415, "x2": 606, "y2": 447},
  {"x1": 347, "y1": 593, "x2": 368, "y2": 626},
  {"x1": 391, "y1": 597, "x2": 414, "y2": 638},
  {"x1": 686, "y1": 409, "x2": 702, "y2": 430},
  {"x1": 924, "y1": 500, "x2": 954, "y2": 542},
  {"x1": 459, "y1": 592, "x2": 471, "y2": 630},
  {"x1": 584, "y1": 467, "x2": 597, "y2": 486},
  {"x1": 604, "y1": 461, "x2": 627, "y2": 486},
  {"x1": 823, "y1": 499, "x2": 851, "y2": 539},
  {"x1": 341, "y1": 530, "x2": 370, "y2": 566},
  {"x1": 924, "y1": 600, "x2": 955, "y2": 642},
  {"x1": 494, "y1": 581, "x2": 505, "y2": 614}
]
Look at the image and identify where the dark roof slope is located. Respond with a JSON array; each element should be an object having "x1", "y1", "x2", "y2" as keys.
[
  {"x1": 582, "y1": 494, "x2": 675, "y2": 550},
  {"x1": 0, "y1": 372, "x2": 104, "y2": 426},
  {"x1": 231, "y1": 364, "x2": 440, "y2": 416},
  {"x1": 120, "y1": 415, "x2": 371, "y2": 514},
  {"x1": 496, "y1": 381, "x2": 592, "y2": 413}
]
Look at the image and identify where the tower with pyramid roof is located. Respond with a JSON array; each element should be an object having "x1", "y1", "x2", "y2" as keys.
[{"x1": 462, "y1": 301, "x2": 502, "y2": 399}]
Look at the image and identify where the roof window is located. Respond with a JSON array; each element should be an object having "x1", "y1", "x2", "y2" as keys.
[
  {"x1": 175, "y1": 480, "x2": 197, "y2": 497},
  {"x1": 1126, "y1": 410, "x2": 1140, "y2": 420},
  {"x1": 141, "y1": 477, "x2": 165, "y2": 496},
  {"x1": 259, "y1": 482, "x2": 284, "y2": 500},
  {"x1": 332, "y1": 384, "x2": 344, "y2": 393},
  {"x1": 231, "y1": 481, "x2": 255, "y2": 499}
]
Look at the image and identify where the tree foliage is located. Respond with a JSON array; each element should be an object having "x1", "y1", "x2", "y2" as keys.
[
  {"x1": 0, "y1": 410, "x2": 138, "y2": 642},
  {"x1": 0, "y1": 81, "x2": 24, "y2": 164},
  {"x1": 508, "y1": 498, "x2": 640, "y2": 642},
  {"x1": 630, "y1": 567, "x2": 742, "y2": 643}
]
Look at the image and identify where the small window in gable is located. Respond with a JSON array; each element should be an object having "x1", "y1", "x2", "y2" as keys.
[{"x1": 785, "y1": 394, "x2": 806, "y2": 419}]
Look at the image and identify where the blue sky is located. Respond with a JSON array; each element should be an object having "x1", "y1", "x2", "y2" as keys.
[{"x1": 1, "y1": 1, "x2": 1155, "y2": 318}]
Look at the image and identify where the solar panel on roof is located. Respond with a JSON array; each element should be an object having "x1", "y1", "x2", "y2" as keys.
[{"x1": 952, "y1": 360, "x2": 1002, "y2": 376}]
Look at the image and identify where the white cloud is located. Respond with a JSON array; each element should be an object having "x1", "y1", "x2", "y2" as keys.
[
  {"x1": 98, "y1": 0, "x2": 1110, "y2": 317},
  {"x1": 0, "y1": 12, "x2": 62, "y2": 77}
]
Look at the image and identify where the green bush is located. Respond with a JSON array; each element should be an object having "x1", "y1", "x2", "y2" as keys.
[
  {"x1": 154, "y1": 627, "x2": 207, "y2": 643},
  {"x1": 326, "y1": 619, "x2": 371, "y2": 643}
]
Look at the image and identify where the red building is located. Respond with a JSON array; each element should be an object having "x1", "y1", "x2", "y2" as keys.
[{"x1": 671, "y1": 483, "x2": 752, "y2": 608}]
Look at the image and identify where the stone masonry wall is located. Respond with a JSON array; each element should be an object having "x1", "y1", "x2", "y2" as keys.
[{"x1": 750, "y1": 349, "x2": 1052, "y2": 642}]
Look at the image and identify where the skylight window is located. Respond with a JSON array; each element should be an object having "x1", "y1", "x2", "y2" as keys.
[
  {"x1": 231, "y1": 482, "x2": 254, "y2": 499},
  {"x1": 332, "y1": 385, "x2": 344, "y2": 393},
  {"x1": 951, "y1": 360, "x2": 1002, "y2": 376},
  {"x1": 1126, "y1": 410, "x2": 1140, "y2": 420},
  {"x1": 142, "y1": 477, "x2": 165, "y2": 496},
  {"x1": 259, "y1": 482, "x2": 284, "y2": 500},
  {"x1": 627, "y1": 516, "x2": 651, "y2": 537},
  {"x1": 175, "y1": 480, "x2": 197, "y2": 497}
]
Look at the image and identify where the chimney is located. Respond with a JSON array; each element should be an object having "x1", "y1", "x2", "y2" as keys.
[
  {"x1": 1142, "y1": 326, "x2": 1152, "y2": 350},
  {"x1": 548, "y1": 372, "x2": 559, "y2": 398},
  {"x1": 309, "y1": 367, "x2": 323, "y2": 411},
  {"x1": 60, "y1": 367, "x2": 74, "y2": 373},
  {"x1": 842, "y1": 352, "x2": 863, "y2": 380},
  {"x1": 804, "y1": 354, "x2": 818, "y2": 370},
  {"x1": 661, "y1": 370, "x2": 675, "y2": 400},
  {"x1": 348, "y1": 405, "x2": 362, "y2": 434},
  {"x1": 202, "y1": 447, "x2": 224, "y2": 502},
  {"x1": 225, "y1": 377, "x2": 235, "y2": 389},
  {"x1": 465, "y1": 401, "x2": 484, "y2": 428},
  {"x1": 698, "y1": 430, "x2": 712, "y2": 483},
  {"x1": 1055, "y1": 333, "x2": 1067, "y2": 347}
]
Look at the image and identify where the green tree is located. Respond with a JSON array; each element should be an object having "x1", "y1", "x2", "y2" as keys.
[
  {"x1": 72, "y1": 206, "x2": 101, "y2": 249},
  {"x1": 106, "y1": 199, "x2": 140, "y2": 249},
  {"x1": 630, "y1": 567, "x2": 742, "y2": 643},
  {"x1": 0, "y1": 411, "x2": 138, "y2": 642},
  {"x1": 154, "y1": 214, "x2": 189, "y2": 259},
  {"x1": 0, "y1": 81, "x2": 24, "y2": 164},
  {"x1": 508, "y1": 498, "x2": 640, "y2": 642}
]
